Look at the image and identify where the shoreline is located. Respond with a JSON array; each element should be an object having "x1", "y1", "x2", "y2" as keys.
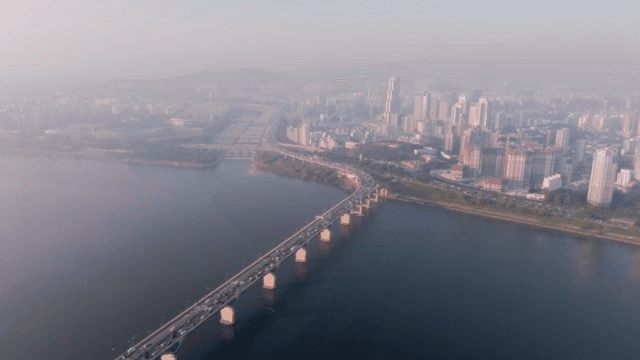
[
  {"x1": 3, "y1": 151, "x2": 224, "y2": 170},
  {"x1": 389, "y1": 193, "x2": 640, "y2": 248}
]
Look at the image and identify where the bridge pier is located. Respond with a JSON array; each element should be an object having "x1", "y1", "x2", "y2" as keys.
[
  {"x1": 161, "y1": 354, "x2": 177, "y2": 360},
  {"x1": 263, "y1": 272, "x2": 276, "y2": 289},
  {"x1": 362, "y1": 199, "x2": 370, "y2": 208},
  {"x1": 370, "y1": 193, "x2": 378, "y2": 202},
  {"x1": 379, "y1": 188, "x2": 388, "y2": 197},
  {"x1": 295, "y1": 247, "x2": 307, "y2": 262},
  {"x1": 320, "y1": 228, "x2": 331, "y2": 242},
  {"x1": 220, "y1": 306, "x2": 235, "y2": 325},
  {"x1": 351, "y1": 205, "x2": 363, "y2": 216},
  {"x1": 340, "y1": 213, "x2": 351, "y2": 225}
]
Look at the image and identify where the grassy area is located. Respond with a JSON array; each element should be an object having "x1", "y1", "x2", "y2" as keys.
[
  {"x1": 254, "y1": 152, "x2": 355, "y2": 192},
  {"x1": 389, "y1": 180, "x2": 640, "y2": 245}
]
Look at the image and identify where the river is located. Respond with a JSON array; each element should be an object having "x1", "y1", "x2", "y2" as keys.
[{"x1": 2, "y1": 156, "x2": 640, "y2": 360}]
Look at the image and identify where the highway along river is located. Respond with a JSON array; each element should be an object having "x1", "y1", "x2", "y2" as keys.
[{"x1": 3, "y1": 156, "x2": 640, "y2": 359}]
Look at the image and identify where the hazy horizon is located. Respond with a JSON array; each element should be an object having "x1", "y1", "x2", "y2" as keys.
[{"x1": 2, "y1": 0, "x2": 640, "y2": 91}]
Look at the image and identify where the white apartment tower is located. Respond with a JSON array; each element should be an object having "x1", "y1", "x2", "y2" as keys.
[{"x1": 587, "y1": 148, "x2": 617, "y2": 206}]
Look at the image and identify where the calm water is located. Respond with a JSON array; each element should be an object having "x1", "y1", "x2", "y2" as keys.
[{"x1": 3, "y1": 157, "x2": 640, "y2": 360}]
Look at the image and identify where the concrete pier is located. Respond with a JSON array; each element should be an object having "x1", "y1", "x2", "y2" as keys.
[
  {"x1": 220, "y1": 306, "x2": 235, "y2": 325},
  {"x1": 263, "y1": 272, "x2": 276, "y2": 289},
  {"x1": 340, "y1": 213, "x2": 351, "y2": 225},
  {"x1": 320, "y1": 228, "x2": 331, "y2": 242},
  {"x1": 295, "y1": 247, "x2": 307, "y2": 262}
]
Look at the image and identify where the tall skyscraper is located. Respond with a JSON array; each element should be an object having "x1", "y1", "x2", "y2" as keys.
[
  {"x1": 413, "y1": 92, "x2": 431, "y2": 122},
  {"x1": 383, "y1": 77, "x2": 400, "y2": 124},
  {"x1": 478, "y1": 97, "x2": 489, "y2": 128},
  {"x1": 587, "y1": 148, "x2": 617, "y2": 207}
]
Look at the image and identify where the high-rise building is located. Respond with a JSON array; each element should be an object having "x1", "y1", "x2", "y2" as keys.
[
  {"x1": 560, "y1": 157, "x2": 574, "y2": 184},
  {"x1": 299, "y1": 124, "x2": 310, "y2": 146},
  {"x1": 451, "y1": 103, "x2": 463, "y2": 126},
  {"x1": 634, "y1": 147, "x2": 640, "y2": 180},
  {"x1": 594, "y1": 114, "x2": 607, "y2": 131},
  {"x1": 478, "y1": 97, "x2": 490, "y2": 128},
  {"x1": 287, "y1": 126, "x2": 299, "y2": 143},
  {"x1": 383, "y1": 77, "x2": 400, "y2": 124},
  {"x1": 528, "y1": 148, "x2": 556, "y2": 187},
  {"x1": 437, "y1": 99, "x2": 449, "y2": 121},
  {"x1": 444, "y1": 132, "x2": 458, "y2": 153},
  {"x1": 404, "y1": 115, "x2": 414, "y2": 133},
  {"x1": 468, "y1": 104, "x2": 481, "y2": 127},
  {"x1": 575, "y1": 139, "x2": 586, "y2": 162},
  {"x1": 622, "y1": 112, "x2": 637, "y2": 137},
  {"x1": 466, "y1": 145, "x2": 482, "y2": 177},
  {"x1": 416, "y1": 120, "x2": 427, "y2": 134},
  {"x1": 623, "y1": 138, "x2": 637, "y2": 155},
  {"x1": 493, "y1": 111, "x2": 505, "y2": 130},
  {"x1": 429, "y1": 95, "x2": 439, "y2": 119},
  {"x1": 555, "y1": 128, "x2": 570, "y2": 149},
  {"x1": 616, "y1": 169, "x2": 632, "y2": 186},
  {"x1": 490, "y1": 131, "x2": 501, "y2": 148},
  {"x1": 481, "y1": 148, "x2": 505, "y2": 177},
  {"x1": 578, "y1": 114, "x2": 591, "y2": 129},
  {"x1": 413, "y1": 92, "x2": 431, "y2": 122},
  {"x1": 587, "y1": 148, "x2": 617, "y2": 206},
  {"x1": 503, "y1": 149, "x2": 528, "y2": 189},
  {"x1": 389, "y1": 113, "x2": 399, "y2": 127}
]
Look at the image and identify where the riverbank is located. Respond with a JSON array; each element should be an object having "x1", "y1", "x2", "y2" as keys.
[
  {"x1": 388, "y1": 192, "x2": 640, "y2": 247},
  {"x1": 4, "y1": 150, "x2": 224, "y2": 170},
  {"x1": 254, "y1": 152, "x2": 355, "y2": 193}
]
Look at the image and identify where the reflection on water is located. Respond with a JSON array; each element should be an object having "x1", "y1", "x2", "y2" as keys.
[
  {"x1": 261, "y1": 288, "x2": 276, "y2": 306},
  {"x1": 294, "y1": 262, "x2": 308, "y2": 280},
  {"x1": 318, "y1": 241, "x2": 331, "y2": 258},
  {"x1": 572, "y1": 238, "x2": 598, "y2": 287},
  {"x1": 219, "y1": 324, "x2": 234, "y2": 341},
  {"x1": 630, "y1": 251, "x2": 640, "y2": 282}
]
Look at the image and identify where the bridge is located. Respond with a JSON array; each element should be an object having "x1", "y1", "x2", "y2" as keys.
[{"x1": 116, "y1": 106, "x2": 387, "y2": 360}]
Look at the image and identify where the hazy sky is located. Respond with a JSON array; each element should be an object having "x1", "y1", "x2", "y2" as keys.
[{"x1": 1, "y1": 0, "x2": 639, "y2": 87}]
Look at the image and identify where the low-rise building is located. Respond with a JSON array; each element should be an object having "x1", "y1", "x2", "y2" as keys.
[
  {"x1": 450, "y1": 164, "x2": 469, "y2": 180},
  {"x1": 345, "y1": 141, "x2": 359, "y2": 149},
  {"x1": 616, "y1": 169, "x2": 633, "y2": 186},
  {"x1": 542, "y1": 174, "x2": 563, "y2": 191},
  {"x1": 480, "y1": 177, "x2": 505, "y2": 192},
  {"x1": 526, "y1": 193, "x2": 546, "y2": 201},
  {"x1": 401, "y1": 160, "x2": 421, "y2": 169}
]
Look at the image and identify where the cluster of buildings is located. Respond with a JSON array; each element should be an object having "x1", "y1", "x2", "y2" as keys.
[{"x1": 286, "y1": 124, "x2": 311, "y2": 146}]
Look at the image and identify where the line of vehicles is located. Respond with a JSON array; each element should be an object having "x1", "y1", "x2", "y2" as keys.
[{"x1": 118, "y1": 143, "x2": 378, "y2": 360}]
